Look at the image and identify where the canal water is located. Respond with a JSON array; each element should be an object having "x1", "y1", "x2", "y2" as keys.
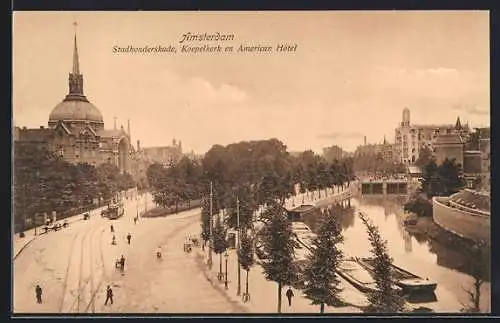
[{"x1": 302, "y1": 194, "x2": 491, "y2": 313}]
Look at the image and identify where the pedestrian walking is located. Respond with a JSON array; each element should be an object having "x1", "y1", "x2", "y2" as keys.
[
  {"x1": 286, "y1": 287, "x2": 294, "y2": 307},
  {"x1": 126, "y1": 233, "x2": 131, "y2": 245},
  {"x1": 133, "y1": 217, "x2": 137, "y2": 225},
  {"x1": 104, "y1": 285, "x2": 113, "y2": 305},
  {"x1": 35, "y1": 285, "x2": 42, "y2": 304},
  {"x1": 120, "y1": 255, "x2": 125, "y2": 271},
  {"x1": 110, "y1": 224, "x2": 114, "y2": 233},
  {"x1": 112, "y1": 235, "x2": 116, "y2": 245},
  {"x1": 156, "y1": 245, "x2": 162, "y2": 260}
]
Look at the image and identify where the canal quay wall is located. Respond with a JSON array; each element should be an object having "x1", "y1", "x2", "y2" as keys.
[
  {"x1": 359, "y1": 179, "x2": 417, "y2": 196},
  {"x1": 432, "y1": 196, "x2": 490, "y2": 245},
  {"x1": 313, "y1": 185, "x2": 356, "y2": 209}
]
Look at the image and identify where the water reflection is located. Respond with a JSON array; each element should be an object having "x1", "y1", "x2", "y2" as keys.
[
  {"x1": 354, "y1": 195, "x2": 490, "y2": 280},
  {"x1": 301, "y1": 195, "x2": 490, "y2": 281},
  {"x1": 302, "y1": 202, "x2": 356, "y2": 233},
  {"x1": 298, "y1": 195, "x2": 490, "y2": 312}
]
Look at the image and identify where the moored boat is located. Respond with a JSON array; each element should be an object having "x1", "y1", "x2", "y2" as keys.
[
  {"x1": 356, "y1": 257, "x2": 437, "y2": 294},
  {"x1": 338, "y1": 258, "x2": 402, "y2": 294}
]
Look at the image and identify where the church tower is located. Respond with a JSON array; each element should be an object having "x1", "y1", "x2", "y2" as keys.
[
  {"x1": 67, "y1": 29, "x2": 87, "y2": 101},
  {"x1": 48, "y1": 23, "x2": 104, "y2": 130},
  {"x1": 402, "y1": 107, "x2": 410, "y2": 127}
]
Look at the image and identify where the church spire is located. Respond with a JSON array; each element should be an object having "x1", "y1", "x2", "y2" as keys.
[
  {"x1": 66, "y1": 22, "x2": 86, "y2": 101},
  {"x1": 455, "y1": 116, "x2": 462, "y2": 130},
  {"x1": 73, "y1": 32, "x2": 80, "y2": 75}
]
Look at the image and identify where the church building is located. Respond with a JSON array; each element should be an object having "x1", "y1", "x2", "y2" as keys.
[{"x1": 14, "y1": 31, "x2": 133, "y2": 174}]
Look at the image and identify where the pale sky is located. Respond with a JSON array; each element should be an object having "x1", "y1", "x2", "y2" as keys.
[{"x1": 13, "y1": 11, "x2": 490, "y2": 153}]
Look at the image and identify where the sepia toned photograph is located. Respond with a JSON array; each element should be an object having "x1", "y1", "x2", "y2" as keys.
[{"x1": 12, "y1": 11, "x2": 490, "y2": 315}]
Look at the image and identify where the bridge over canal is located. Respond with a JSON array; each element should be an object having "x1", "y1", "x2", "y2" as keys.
[{"x1": 359, "y1": 179, "x2": 410, "y2": 195}]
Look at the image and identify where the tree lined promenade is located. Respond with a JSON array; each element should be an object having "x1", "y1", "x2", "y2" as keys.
[
  {"x1": 148, "y1": 138, "x2": 417, "y2": 313},
  {"x1": 13, "y1": 144, "x2": 135, "y2": 233}
]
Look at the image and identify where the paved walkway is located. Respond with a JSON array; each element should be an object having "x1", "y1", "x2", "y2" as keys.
[
  {"x1": 13, "y1": 206, "x2": 108, "y2": 260},
  {"x1": 195, "y1": 186, "x2": 365, "y2": 314},
  {"x1": 196, "y1": 247, "x2": 365, "y2": 314}
]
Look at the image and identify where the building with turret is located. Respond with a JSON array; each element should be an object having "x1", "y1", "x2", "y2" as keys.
[
  {"x1": 394, "y1": 108, "x2": 470, "y2": 164},
  {"x1": 14, "y1": 30, "x2": 133, "y2": 174}
]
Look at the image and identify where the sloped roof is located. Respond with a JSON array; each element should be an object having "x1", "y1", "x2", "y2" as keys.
[
  {"x1": 435, "y1": 133, "x2": 464, "y2": 145},
  {"x1": 97, "y1": 129, "x2": 127, "y2": 138},
  {"x1": 15, "y1": 128, "x2": 54, "y2": 143}
]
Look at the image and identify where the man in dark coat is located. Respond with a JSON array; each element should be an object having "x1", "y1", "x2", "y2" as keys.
[
  {"x1": 120, "y1": 255, "x2": 125, "y2": 271},
  {"x1": 104, "y1": 285, "x2": 113, "y2": 305},
  {"x1": 127, "y1": 233, "x2": 131, "y2": 245},
  {"x1": 35, "y1": 285, "x2": 42, "y2": 303},
  {"x1": 286, "y1": 287, "x2": 294, "y2": 306}
]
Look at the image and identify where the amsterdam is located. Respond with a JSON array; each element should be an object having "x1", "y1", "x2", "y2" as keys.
[
  {"x1": 12, "y1": 11, "x2": 490, "y2": 316},
  {"x1": 179, "y1": 32, "x2": 235, "y2": 44}
]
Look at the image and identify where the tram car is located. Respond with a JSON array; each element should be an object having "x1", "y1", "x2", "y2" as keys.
[{"x1": 107, "y1": 202, "x2": 125, "y2": 220}]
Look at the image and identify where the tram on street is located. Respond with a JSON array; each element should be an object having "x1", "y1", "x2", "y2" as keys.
[{"x1": 107, "y1": 201, "x2": 125, "y2": 219}]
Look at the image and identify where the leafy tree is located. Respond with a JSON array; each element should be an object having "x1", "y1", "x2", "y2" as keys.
[
  {"x1": 213, "y1": 215, "x2": 229, "y2": 278},
  {"x1": 13, "y1": 143, "x2": 132, "y2": 232},
  {"x1": 303, "y1": 208, "x2": 344, "y2": 313},
  {"x1": 403, "y1": 192, "x2": 433, "y2": 217},
  {"x1": 225, "y1": 188, "x2": 256, "y2": 230},
  {"x1": 200, "y1": 197, "x2": 211, "y2": 250},
  {"x1": 238, "y1": 231, "x2": 255, "y2": 297},
  {"x1": 359, "y1": 212, "x2": 406, "y2": 313},
  {"x1": 415, "y1": 146, "x2": 434, "y2": 169},
  {"x1": 260, "y1": 201, "x2": 299, "y2": 313},
  {"x1": 438, "y1": 158, "x2": 465, "y2": 196}
]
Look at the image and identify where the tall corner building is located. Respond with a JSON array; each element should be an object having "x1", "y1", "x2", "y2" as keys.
[
  {"x1": 14, "y1": 32, "x2": 133, "y2": 174},
  {"x1": 394, "y1": 107, "x2": 470, "y2": 165}
]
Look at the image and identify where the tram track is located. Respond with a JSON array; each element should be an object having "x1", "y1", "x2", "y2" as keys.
[
  {"x1": 59, "y1": 219, "x2": 108, "y2": 313},
  {"x1": 75, "y1": 223, "x2": 93, "y2": 312},
  {"x1": 58, "y1": 230, "x2": 80, "y2": 312},
  {"x1": 85, "y1": 226, "x2": 107, "y2": 313}
]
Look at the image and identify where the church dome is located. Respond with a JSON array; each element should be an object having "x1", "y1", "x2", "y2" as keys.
[
  {"x1": 48, "y1": 33, "x2": 104, "y2": 126},
  {"x1": 49, "y1": 99, "x2": 103, "y2": 123}
]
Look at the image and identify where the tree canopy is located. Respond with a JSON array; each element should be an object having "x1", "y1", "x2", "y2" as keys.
[
  {"x1": 303, "y1": 207, "x2": 345, "y2": 313},
  {"x1": 13, "y1": 143, "x2": 135, "y2": 232}
]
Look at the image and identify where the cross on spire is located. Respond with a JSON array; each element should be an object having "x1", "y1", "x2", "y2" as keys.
[{"x1": 72, "y1": 22, "x2": 80, "y2": 75}]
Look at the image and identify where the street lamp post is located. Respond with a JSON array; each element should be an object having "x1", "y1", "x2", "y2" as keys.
[
  {"x1": 236, "y1": 197, "x2": 241, "y2": 296},
  {"x1": 34, "y1": 170, "x2": 40, "y2": 236},
  {"x1": 136, "y1": 193, "x2": 139, "y2": 219},
  {"x1": 208, "y1": 181, "x2": 213, "y2": 268},
  {"x1": 224, "y1": 250, "x2": 229, "y2": 290}
]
